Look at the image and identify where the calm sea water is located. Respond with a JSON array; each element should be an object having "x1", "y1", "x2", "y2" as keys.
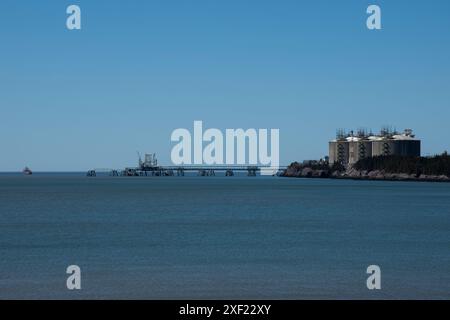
[{"x1": 0, "y1": 174, "x2": 449, "y2": 299}]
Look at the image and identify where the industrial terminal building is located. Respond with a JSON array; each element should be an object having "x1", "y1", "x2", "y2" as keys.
[{"x1": 329, "y1": 128, "x2": 421, "y2": 166}]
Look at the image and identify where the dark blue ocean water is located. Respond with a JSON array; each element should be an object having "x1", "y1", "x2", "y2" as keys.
[{"x1": 0, "y1": 174, "x2": 449, "y2": 299}]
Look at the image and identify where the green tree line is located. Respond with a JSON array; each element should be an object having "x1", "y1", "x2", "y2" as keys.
[{"x1": 353, "y1": 152, "x2": 450, "y2": 176}]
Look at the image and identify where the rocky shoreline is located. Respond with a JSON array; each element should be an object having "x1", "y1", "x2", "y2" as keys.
[{"x1": 282, "y1": 166, "x2": 450, "y2": 182}]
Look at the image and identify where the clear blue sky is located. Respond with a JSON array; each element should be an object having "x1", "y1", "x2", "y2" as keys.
[{"x1": 1, "y1": 0, "x2": 449, "y2": 171}]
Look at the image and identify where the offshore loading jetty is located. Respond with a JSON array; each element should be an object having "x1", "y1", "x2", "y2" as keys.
[
  {"x1": 87, "y1": 153, "x2": 286, "y2": 177},
  {"x1": 284, "y1": 127, "x2": 450, "y2": 182}
]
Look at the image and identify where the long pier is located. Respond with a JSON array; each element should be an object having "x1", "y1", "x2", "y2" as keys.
[{"x1": 87, "y1": 165, "x2": 287, "y2": 177}]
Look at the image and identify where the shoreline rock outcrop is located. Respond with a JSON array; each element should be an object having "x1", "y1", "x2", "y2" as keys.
[{"x1": 282, "y1": 165, "x2": 450, "y2": 182}]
